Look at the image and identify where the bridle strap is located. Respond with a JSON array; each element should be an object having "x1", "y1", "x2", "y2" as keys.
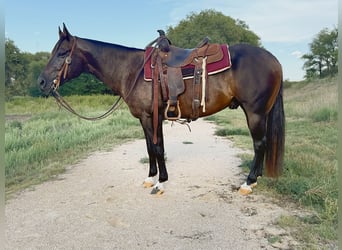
[{"x1": 53, "y1": 37, "x2": 77, "y2": 91}]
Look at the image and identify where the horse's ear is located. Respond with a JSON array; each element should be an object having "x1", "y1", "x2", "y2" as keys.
[
  {"x1": 58, "y1": 26, "x2": 64, "y2": 38},
  {"x1": 62, "y1": 23, "x2": 72, "y2": 40}
]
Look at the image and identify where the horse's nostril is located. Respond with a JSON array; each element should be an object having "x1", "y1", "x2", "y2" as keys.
[{"x1": 38, "y1": 76, "x2": 46, "y2": 89}]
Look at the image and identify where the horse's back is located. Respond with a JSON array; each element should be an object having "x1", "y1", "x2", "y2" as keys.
[
  {"x1": 230, "y1": 44, "x2": 281, "y2": 73},
  {"x1": 228, "y1": 44, "x2": 283, "y2": 113}
]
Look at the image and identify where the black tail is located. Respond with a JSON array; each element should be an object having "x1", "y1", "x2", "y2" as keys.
[{"x1": 265, "y1": 83, "x2": 285, "y2": 177}]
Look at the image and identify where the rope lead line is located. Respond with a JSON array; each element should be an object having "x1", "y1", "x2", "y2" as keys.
[{"x1": 52, "y1": 90, "x2": 123, "y2": 121}]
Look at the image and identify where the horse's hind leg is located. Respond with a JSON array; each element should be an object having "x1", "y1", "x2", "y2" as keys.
[{"x1": 240, "y1": 112, "x2": 266, "y2": 194}]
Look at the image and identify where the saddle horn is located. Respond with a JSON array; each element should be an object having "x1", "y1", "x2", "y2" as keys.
[{"x1": 157, "y1": 29, "x2": 171, "y2": 52}]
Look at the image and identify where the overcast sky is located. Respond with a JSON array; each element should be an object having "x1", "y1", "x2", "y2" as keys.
[{"x1": 5, "y1": 0, "x2": 338, "y2": 80}]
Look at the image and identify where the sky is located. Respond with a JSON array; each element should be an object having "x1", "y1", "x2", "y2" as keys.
[{"x1": 5, "y1": 0, "x2": 338, "y2": 81}]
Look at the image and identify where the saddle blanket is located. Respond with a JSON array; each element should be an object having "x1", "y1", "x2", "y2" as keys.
[{"x1": 144, "y1": 44, "x2": 232, "y2": 81}]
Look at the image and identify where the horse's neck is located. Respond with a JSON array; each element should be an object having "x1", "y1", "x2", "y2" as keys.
[{"x1": 78, "y1": 38, "x2": 144, "y2": 97}]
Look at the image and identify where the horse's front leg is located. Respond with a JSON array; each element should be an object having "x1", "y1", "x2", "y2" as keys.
[{"x1": 140, "y1": 114, "x2": 168, "y2": 195}]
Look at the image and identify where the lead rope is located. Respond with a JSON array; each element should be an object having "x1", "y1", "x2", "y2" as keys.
[{"x1": 52, "y1": 90, "x2": 123, "y2": 121}]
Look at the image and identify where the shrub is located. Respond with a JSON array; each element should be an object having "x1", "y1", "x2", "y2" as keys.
[{"x1": 310, "y1": 108, "x2": 337, "y2": 122}]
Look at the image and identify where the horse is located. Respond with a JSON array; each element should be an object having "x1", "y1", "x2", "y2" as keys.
[{"x1": 38, "y1": 24, "x2": 285, "y2": 195}]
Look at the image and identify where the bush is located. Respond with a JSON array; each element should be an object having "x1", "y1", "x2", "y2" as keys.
[{"x1": 310, "y1": 108, "x2": 337, "y2": 122}]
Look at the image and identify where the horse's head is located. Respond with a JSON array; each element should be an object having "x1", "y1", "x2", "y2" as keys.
[{"x1": 38, "y1": 24, "x2": 84, "y2": 95}]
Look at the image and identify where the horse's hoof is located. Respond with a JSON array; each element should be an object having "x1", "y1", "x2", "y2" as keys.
[
  {"x1": 150, "y1": 182, "x2": 165, "y2": 195},
  {"x1": 238, "y1": 182, "x2": 253, "y2": 195},
  {"x1": 238, "y1": 186, "x2": 252, "y2": 195},
  {"x1": 151, "y1": 188, "x2": 164, "y2": 195},
  {"x1": 250, "y1": 182, "x2": 257, "y2": 188},
  {"x1": 143, "y1": 181, "x2": 154, "y2": 188},
  {"x1": 143, "y1": 177, "x2": 155, "y2": 188}
]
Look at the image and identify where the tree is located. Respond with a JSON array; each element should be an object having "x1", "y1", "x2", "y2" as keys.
[
  {"x1": 5, "y1": 39, "x2": 30, "y2": 97},
  {"x1": 58, "y1": 73, "x2": 113, "y2": 96},
  {"x1": 5, "y1": 39, "x2": 51, "y2": 98},
  {"x1": 166, "y1": 9, "x2": 260, "y2": 48},
  {"x1": 26, "y1": 52, "x2": 51, "y2": 96},
  {"x1": 302, "y1": 27, "x2": 338, "y2": 79}
]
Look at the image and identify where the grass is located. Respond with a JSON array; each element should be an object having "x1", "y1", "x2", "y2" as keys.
[
  {"x1": 205, "y1": 77, "x2": 338, "y2": 248},
  {"x1": 5, "y1": 95, "x2": 143, "y2": 195}
]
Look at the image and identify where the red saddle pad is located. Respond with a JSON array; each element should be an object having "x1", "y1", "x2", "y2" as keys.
[{"x1": 144, "y1": 44, "x2": 232, "y2": 81}]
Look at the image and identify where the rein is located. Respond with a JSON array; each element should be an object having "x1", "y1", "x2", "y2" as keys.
[
  {"x1": 51, "y1": 36, "x2": 160, "y2": 121},
  {"x1": 52, "y1": 91, "x2": 123, "y2": 121}
]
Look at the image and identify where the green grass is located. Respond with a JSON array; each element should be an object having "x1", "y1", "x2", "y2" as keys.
[
  {"x1": 5, "y1": 95, "x2": 143, "y2": 195},
  {"x1": 205, "y1": 77, "x2": 338, "y2": 248}
]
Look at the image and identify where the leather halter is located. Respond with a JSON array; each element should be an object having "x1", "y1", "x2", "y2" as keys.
[{"x1": 53, "y1": 37, "x2": 77, "y2": 91}]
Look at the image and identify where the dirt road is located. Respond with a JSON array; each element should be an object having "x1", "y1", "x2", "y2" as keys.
[{"x1": 5, "y1": 119, "x2": 297, "y2": 249}]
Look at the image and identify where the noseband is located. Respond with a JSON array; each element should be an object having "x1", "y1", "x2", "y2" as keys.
[{"x1": 53, "y1": 37, "x2": 77, "y2": 91}]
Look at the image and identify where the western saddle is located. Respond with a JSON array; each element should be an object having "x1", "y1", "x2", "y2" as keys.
[{"x1": 151, "y1": 30, "x2": 223, "y2": 122}]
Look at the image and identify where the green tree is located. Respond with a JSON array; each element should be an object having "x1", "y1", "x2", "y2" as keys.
[
  {"x1": 5, "y1": 39, "x2": 50, "y2": 98},
  {"x1": 302, "y1": 27, "x2": 338, "y2": 79},
  {"x1": 26, "y1": 52, "x2": 50, "y2": 96},
  {"x1": 5, "y1": 39, "x2": 29, "y2": 97},
  {"x1": 59, "y1": 73, "x2": 113, "y2": 96},
  {"x1": 166, "y1": 9, "x2": 260, "y2": 47}
]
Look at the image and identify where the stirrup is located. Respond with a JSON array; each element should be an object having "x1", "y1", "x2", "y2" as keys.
[{"x1": 164, "y1": 100, "x2": 181, "y2": 121}]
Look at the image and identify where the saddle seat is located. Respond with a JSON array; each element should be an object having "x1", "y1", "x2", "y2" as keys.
[
  {"x1": 158, "y1": 37, "x2": 223, "y2": 68},
  {"x1": 161, "y1": 47, "x2": 194, "y2": 67}
]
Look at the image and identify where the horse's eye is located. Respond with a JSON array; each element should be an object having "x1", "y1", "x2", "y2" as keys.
[{"x1": 57, "y1": 50, "x2": 69, "y2": 57}]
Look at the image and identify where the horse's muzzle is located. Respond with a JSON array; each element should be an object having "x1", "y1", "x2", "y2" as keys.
[{"x1": 37, "y1": 75, "x2": 54, "y2": 95}]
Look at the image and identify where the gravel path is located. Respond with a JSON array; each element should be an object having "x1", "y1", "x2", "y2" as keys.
[{"x1": 5, "y1": 119, "x2": 297, "y2": 249}]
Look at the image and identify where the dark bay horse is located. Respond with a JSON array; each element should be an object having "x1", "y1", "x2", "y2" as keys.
[{"x1": 38, "y1": 24, "x2": 285, "y2": 195}]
